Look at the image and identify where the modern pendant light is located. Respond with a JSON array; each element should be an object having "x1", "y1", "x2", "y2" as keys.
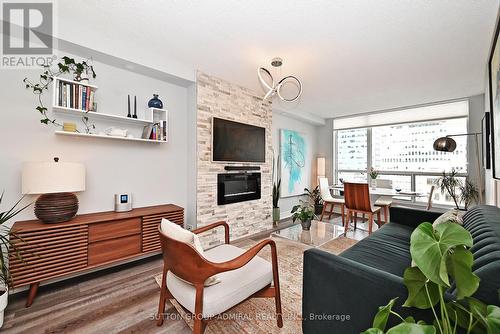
[
  {"x1": 258, "y1": 57, "x2": 302, "y2": 102},
  {"x1": 433, "y1": 136, "x2": 457, "y2": 152}
]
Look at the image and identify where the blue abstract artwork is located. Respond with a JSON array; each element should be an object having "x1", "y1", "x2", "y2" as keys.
[{"x1": 280, "y1": 129, "x2": 310, "y2": 197}]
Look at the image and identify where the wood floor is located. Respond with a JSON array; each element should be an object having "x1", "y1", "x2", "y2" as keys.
[{"x1": 2, "y1": 215, "x2": 368, "y2": 333}]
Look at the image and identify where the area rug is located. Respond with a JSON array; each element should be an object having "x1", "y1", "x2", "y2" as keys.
[{"x1": 154, "y1": 236, "x2": 357, "y2": 333}]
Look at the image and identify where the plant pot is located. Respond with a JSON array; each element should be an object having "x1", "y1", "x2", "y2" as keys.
[
  {"x1": 273, "y1": 207, "x2": 280, "y2": 223},
  {"x1": 314, "y1": 204, "x2": 323, "y2": 215},
  {"x1": 0, "y1": 288, "x2": 8, "y2": 328},
  {"x1": 301, "y1": 219, "x2": 312, "y2": 230}
]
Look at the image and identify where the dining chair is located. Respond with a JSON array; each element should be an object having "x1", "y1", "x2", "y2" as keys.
[
  {"x1": 156, "y1": 220, "x2": 282, "y2": 334},
  {"x1": 426, "y1": 185, "x2": 435, "y2": 210},
  {"x1": 374, "y1": 179, "x2": 393, "y2": 224},
  {"x1": 343, "y1": 182, "x2": 381, "y2": 234},
  {"x1": 318, "y1": 177, "x2": 345, "y2": 225}
]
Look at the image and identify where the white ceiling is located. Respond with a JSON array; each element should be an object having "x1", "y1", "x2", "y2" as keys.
[{"x1": 57, "y1": 0, "x2": 499, "y2": 119}]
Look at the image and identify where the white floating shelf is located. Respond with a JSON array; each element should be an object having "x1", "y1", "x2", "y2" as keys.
[
  {"x1": 55, "y1": 130, "x2": 167, "y2": 144},
  {"x1": 53, "y1": 106, "x2": 153, "y2": 125}
]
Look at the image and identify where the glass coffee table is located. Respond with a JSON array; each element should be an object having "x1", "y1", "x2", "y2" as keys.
[{"x1": 271, "y1": 220, "x2": 345, "y2": 247}]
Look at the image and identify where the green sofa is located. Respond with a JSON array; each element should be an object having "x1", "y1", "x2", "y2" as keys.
[{"x1": 302, "y1": 205, "x2": 500, "y2": 333}]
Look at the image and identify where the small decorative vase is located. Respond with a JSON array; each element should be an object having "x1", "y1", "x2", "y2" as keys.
[
  {"x1": 148, "y1": 94, "x2": 163, "y2": 109},
  {"x1": 371, "y1": 179, "x2": 377, "y2": 190},
  {"x1": 301, "y1": 219, "x2": 312, "y2": 230},
  {"x1": 300, "y1": 230, "x2": 312, "y2": 244},
  {"x1": 73, "y1": 72, "x2": 89, "y2": 82},
  {"x1": 272, "y1": 207, "x2": 280, "y2": 224}
]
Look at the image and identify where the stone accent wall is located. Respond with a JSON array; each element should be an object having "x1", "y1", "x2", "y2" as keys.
[{"x1": 196, "y1": 72, "x2": 273, "y2": 247}]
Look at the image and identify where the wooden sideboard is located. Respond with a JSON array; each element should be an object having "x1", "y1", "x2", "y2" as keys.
[{"x1": 9, "y1": 204, "x2": 183, "y2": 307}]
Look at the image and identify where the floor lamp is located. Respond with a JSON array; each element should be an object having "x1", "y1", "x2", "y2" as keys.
[
  {"x1": 433, "y1": 133, "x2": 483, "y2": 204},
  {"x1": 316, "y1": 156, "x2": 326, "y2": 186}
]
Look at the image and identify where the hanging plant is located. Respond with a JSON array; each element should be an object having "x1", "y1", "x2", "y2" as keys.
[{"x1": 23, "y1": 56, "x2": 97, "y2": 133}]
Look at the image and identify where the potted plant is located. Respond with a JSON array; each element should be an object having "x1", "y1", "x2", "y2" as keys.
[
  {"x1": 363, "y1": 221, "x2": 500, "y2": 333},
  {"x1": 369, "y1": 167, "x2": 379, "y2": 189},
  {"x1": 291, "y1": 200, "x2": 315, "y2": 230},
  {"x1": 436, "y1": 169, "x2": 479, "y2": 210},
  {"x1": 273, "y1": 179, "x2": 281, "y2": 224},
  {"x1": 305, "y1": 186, "x2": 323, "y2": 215},
  {"x1": 460, "y1": 179, "x2": 479, "y2": 211},
  {"x1": 435, "y1": 169, "x2": 462, "y2": 210},
  {"x1": 0, "y1": 192, "x2": 30, "y2": 328}
]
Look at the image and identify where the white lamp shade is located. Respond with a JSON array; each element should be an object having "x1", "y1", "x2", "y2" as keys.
[
  {"x1": 22, "y1": 161, "x2": 85, "y2": 194},
  {"x1": 317, "y1": 157, "x2": 326, "y2": 177}
]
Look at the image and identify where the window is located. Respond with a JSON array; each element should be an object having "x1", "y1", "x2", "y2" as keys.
[
  {"x1": 337, "y1": 171, "x2": 367, "y2": 183},
  {"x1": 335, "y1": 114, "x2": 468, "y2": 207},
  {"x1": 336, "y1": 128, "x2": 367, "y2": 171},
  {"x1": 372, "y1": 118, "x2": 468, "y2": 173}
]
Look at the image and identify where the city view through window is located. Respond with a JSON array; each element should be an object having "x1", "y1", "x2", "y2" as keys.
[{"x1": 335, "y1": 117, "x2": 468, "y2": 206}]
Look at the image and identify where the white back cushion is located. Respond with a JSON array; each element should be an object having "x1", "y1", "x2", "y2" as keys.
[
  {"x1": 160, "y1": 218, "x2": 195, "y2": 245},
  {"x1": 160, "y1": 219, "x2": 220, "y2": 286},
  {"x1": 319, "y1": 177, "x2": 334, "y2": 201}
]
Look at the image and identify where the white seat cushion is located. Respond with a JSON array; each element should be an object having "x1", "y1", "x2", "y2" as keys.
[
  {"x1": 166, "y1": 244, "x2": 273, "y2": 318},
  {"x1": 375, "y1": 198, "x2": 393, "y2": 206},
  {"x1": 325, "y1": 197, "x2": 344, "y2": 204}
]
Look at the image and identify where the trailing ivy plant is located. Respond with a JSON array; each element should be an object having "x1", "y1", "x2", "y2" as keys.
[
  {"x1": 363, "y1": 222, "x2": 500, "y2": 334},
  {"x1": 23, "y1": 56, "x2": 96, "y2": 133}
]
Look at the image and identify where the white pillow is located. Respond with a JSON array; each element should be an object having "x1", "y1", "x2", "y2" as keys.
[
  {"x1": 160, "y1": 219, "x2": 220, "y2": 287},
  {"x1": 432, "y1": 210, "x2": 464, "y2": 228}
]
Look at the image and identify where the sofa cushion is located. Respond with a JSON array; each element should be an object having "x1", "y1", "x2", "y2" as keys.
[
  {"x1": 166, "y1": 244, "x2": 273, "y2": 318},
  {"x1": 340, "y1": 223, "x2": 413, "y2": 277}
]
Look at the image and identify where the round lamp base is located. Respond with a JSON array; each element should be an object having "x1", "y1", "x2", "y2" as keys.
[{"x1": 34, "y1": 193, "x2": 79, "y2": 224}]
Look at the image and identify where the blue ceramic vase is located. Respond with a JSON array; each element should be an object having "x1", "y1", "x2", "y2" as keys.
[{"x1": 148, "y1": 94, "x2": 163, "y2": 109}]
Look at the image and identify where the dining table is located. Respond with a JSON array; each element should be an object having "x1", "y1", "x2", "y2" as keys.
[
  {"x1": 330, "y1": 185, "x2": 428, "y2": 229},
  {"x1": 329, "y1": 185, "x2": 427, "y2": 200}
]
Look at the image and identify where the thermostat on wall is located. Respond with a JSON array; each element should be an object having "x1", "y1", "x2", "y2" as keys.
[{"x1": 114, "y1": 193, "x2": 132, "y2": 212}]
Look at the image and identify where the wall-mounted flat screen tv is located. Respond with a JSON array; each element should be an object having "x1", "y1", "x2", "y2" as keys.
[{"x1": 212, "y1": 117, "x2": 266, "y2": 163}]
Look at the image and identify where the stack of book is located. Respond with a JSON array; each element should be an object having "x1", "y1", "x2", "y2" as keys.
[
  {"x1": 57, "y1": 80, "x2": 95, "y2": 112},
  {"x1": 142, "y1": 121, "x2": 167, "y2": 141}
]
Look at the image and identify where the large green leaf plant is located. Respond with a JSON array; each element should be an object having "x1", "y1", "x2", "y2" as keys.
[
  {"x1": 0, "y1": 192, "x2": 30, "y2": 289},
  {"x1": 363, "y1": 222, "x2": 500, "y2": 334}
]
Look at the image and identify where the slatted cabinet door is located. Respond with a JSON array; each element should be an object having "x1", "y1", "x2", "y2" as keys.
[
  {"x1": 142, "y1": 209, "x2": 184, "y2": 253},
  {"x1": 9, "y1": 224, "x2": 88, "y2": 288}
]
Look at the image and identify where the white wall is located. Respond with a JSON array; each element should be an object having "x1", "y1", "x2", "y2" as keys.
[
  {"x1": 467, "y1": 95, "x2": 486, "y2": 202},
  {"x1": 0, "y1": 51, "x2": 191, "y2": 225},
  {"x1": 272, "y1": 111, "x2": 320, "y2": 219},
  {"x1": 316, "y1": 118, "x2": 334, "y2": 183}
]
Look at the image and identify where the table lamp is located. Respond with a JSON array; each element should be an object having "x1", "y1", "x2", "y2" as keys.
[{"x1": 22, "y1": 157, "x2": 85, "y2": 223}]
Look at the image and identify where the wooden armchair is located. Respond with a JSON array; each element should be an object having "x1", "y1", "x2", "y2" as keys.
[{"x1": 157, "y1": 221, "x2": 283, "y2": 334}]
